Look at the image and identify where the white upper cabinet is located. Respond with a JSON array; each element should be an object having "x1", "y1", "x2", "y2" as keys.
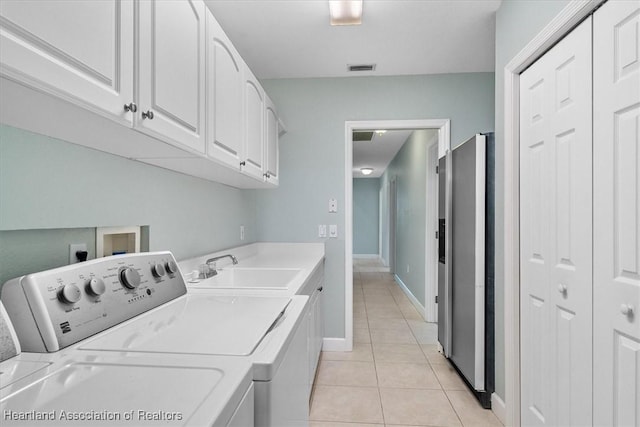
[
  {"x1": 206, "y1": 12, "x2": 243, "y2": 169},
  {"x1": 242, "y1": 64, "x2": 265, "y2": 181},
  {"x1": 265, "y1": 94, "x2": 280, "y2": 185},
  {"x1": 0, "y1": 0, "x2": 135, "y2": 124},
  {"x1": 137, "y1": 0, "x2": 206, "y2": 154},
  {"x1": 0, "y1": 0, "x2": 281, "y2": 188}
]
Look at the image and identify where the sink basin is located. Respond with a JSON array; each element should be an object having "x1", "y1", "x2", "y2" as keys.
[{"x1": 200, "y1": 268, "x2": 302, "y2": 289}]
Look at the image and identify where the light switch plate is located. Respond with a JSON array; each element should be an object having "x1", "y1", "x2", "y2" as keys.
[
  {"x1": 329, "y1": 198, "x2": 338, "y2": 213},
  {"x1": 329, "y1": 224, "x2": 338, "y2": 238},
  {"x1": 318, "y1": 225, "x2": 327, "y2": 238},
  {"x1": 240, "y1": 225, "x2": 245, "y2": 241}
]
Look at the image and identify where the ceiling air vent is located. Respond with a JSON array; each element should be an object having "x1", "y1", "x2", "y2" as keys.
[
  {"x1": 348, "y1": 64, "x2": 376, "y2": 72},
  {"x1": 353, "y1": 131, "x2": 374, "y2": 142}
]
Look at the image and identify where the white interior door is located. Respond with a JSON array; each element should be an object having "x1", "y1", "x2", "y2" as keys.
[
  {"x1": 519, "y1": 16, "x2": 592, "y2": 427},
  {"x1": 593, "y1": 2, "x2": 640, "y2": 426}
]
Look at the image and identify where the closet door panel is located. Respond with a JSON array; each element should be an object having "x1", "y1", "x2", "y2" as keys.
[
  {"x1": 520, "y1": 47, "x2": 554, "y2": 427},
  {"x1": 520, "y1": 16, "x2": 592, "y2": 427},
  {"x1": 594, "y1": 1, "x2": 640, "y2": 426}
]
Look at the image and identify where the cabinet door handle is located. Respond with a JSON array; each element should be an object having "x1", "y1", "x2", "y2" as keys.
[
  {"x1": 124, "y1": 102, "x2": 137, "y2": 113},
  {"x1": 240, "y1": 161, "x2": 246, "y2": 167},
  {"x1": 142, "y1": 110, "x2": 154, "y2": 120},
  {"x1": 317, "y1": 286, "x2": 323, "y2": 292}
]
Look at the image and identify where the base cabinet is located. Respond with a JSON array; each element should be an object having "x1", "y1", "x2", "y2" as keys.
[{"x1": 301, "y1": 264, "x2": 325, "y2": 396}]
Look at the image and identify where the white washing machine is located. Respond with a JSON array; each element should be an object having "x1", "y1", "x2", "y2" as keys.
[
  {"x1": 0, "y1": 254, "x2": 254, "y2": 427},
  {"x1": 1, "y1": 251, "x2": 309, "y2": 427}
]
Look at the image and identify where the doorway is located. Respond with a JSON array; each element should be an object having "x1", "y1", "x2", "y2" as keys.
[{"x1": 344, "y1": 119, "x2": 450, "y2": 350}]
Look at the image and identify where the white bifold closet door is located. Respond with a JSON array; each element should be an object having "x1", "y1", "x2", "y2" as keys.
[
  {"x1": 593, "y1": 1, "x2": 640, "y2": 426},
  {"x1": 519, "y1": 16, "x2": 593, "y2": 427}
]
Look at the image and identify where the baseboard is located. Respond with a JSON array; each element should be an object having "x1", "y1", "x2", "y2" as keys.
[
  {"x1": 322, "y1": 337, "x2": 349, "y2": 352},
  {"x1": 353, "y1": 254, "x2": 380, "y2": 259},
  {"x1": 394, "y1": 274, "x2": 426, "y2": 319},
  {"x1": 491, "y1": 393, "x2": 506, "y2": 425}
]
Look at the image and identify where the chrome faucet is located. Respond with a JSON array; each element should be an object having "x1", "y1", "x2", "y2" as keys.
[
  {"x1": 205, "y1": 254, "x2": 238, "y2": 269},
  {"x1": 198, "y1": 254, "x2": 238, "y2": 279}
]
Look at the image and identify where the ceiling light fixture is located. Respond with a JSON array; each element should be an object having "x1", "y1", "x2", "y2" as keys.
[
  {"x1": 375, "y1": 130, "x2": 387, "y2": 135},
  {"x1": 361, "y1": 167, "x2": 374, "y2": 176},
  {"x1": 329, "y1": 0, "x2": 363, "y2": 26}
]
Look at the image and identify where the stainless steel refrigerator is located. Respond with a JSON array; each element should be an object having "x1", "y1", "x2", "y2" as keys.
[{"x1": 437, "y1": 133, "x2": 494, "y2": 408}]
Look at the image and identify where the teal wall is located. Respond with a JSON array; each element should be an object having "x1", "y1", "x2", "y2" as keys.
[
  {"x1": 493, "y1": 0, "x2": 571, "y2": 401},
  {"x1": 0, "y1": 124, "x2": 257, "y2": 287},
  {"x1": 380, "y1": 130, "x2": 437, "y2": 306},
  {"x1": 259, "y1": 73, "x2": 494, "y2": 339},
  {"x1": 353, "y1": 178, "x2": 380, "y2": 255}
]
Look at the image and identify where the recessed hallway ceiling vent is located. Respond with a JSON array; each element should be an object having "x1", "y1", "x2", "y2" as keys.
[
  {"x1": 348, "y1": 64, "x2": 376, "y2": 72},
  {"x1": 353, "y1": 131, "x2": 374, "y2": 142}
]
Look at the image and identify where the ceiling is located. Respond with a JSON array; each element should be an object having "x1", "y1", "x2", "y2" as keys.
[
  {"x1": 204, "y1": 0, "x2": 501, "y2": 79},
  {"x1": 352, "y1": 130, "x2": 414, "y2": 178}
]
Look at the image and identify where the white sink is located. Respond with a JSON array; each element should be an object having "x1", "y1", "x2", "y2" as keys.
[{"x1": 199, "y1": 268, "x2": 302, "y2": 289}]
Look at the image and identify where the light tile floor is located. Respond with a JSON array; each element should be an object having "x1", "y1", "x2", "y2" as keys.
[{"x1": 309, "y1": 259, "x2": 502, "y2": 427}]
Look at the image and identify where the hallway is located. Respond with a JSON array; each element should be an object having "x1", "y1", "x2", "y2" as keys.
[{"x1": 309, "y1": 259, "x2": 502, "y2": 426}]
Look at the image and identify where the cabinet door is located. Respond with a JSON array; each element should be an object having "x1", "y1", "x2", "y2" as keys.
[
  {"x1": 593, "y1": 2, "x2": 640, "y2": 426},
  {"x1": 0, "y1": 0, "x2": 134, "y2": 123},
  {"x1": 242, "y1": 64, "x2": 265, "y2": 180},
  {"x1": 265, "y1": 95, "x2": 280, "y2": 185},
  {"x1": 519, "y1": 17, "x2": 592, "y2": 427},
  {"x1": 314, "y1": 285, "x2": 324, "y2": 364},
  {"x1": 138, "y1": 0, "x2": 206, "y2": 154},
  {"x1": 206, "y1": 11, "x2": 242, "y2": 169}
]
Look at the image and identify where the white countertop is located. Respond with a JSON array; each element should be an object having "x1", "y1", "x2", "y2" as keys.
[{"x1": 178, "y1": 242, "x2": 325, "y2": 296}]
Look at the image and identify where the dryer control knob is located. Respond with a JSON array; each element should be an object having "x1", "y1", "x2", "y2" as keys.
[
  {"x1": 58, "y1": 284, "x2": 82, "y2": 304},
  {"x1": 86, "y1": 278, "x2": 106, "y2": 296},
  {"x1": 165, "y1": 260, "x2": 179, "y2": 275},
  {"x1": 151, "y1": 263, "x2": 166, "y2": 278},
  {"x1": 120, "y1": 267, "x2": 141, "y2": 289}
]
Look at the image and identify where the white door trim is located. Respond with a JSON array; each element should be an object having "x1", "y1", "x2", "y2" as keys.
[
  {"x1": 345, "y1": 118, "x2": 450, "y2": 351},
  {"x1": 502, "y1": 1, "x2": 604, "y2": 425}
]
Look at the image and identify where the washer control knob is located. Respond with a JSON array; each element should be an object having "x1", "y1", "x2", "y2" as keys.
[
  {"x1": 151, "y1": 263, "x2": 166, "y2": 278},
  {"x1": 120, "y1": 267, "x2": 141, "y2": 289},
  {"x1": 165, "y1": 260, "x2": 179, "y2": 275},
  {"x1": 86, "y1": 278, "x2": 106, "y2": 296},
  {"x1": 58, "y1": 284, "x2": 82, "y2": 304}
]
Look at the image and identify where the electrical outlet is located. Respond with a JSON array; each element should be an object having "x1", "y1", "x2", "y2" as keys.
[
  {"x1": 329, "y1": 198, "x2": 338, "y2": 213},
  {"x1": 406, "y1": 264, "x2": 410, "y2": 273},
  {"x1": 240, "y1": 225, "x2": 245, "y2": 241},
  {"x1": 69, "y1": 243, "x2": 88, "y2": 264}
]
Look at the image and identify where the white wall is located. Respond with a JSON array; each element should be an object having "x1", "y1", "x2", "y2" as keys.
[
  {"x1": 0, "y1": 124, "x2": 257, "y2": 287},
  {"x1": 257, "y1": 73, "x2": 495, "y2": 339},
  {"x1": 379, "y1": 129, "x2": 438, "y2": 306},
  {"x1": 353, "y1": 178, "x2": 380, "y2": 255}
]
